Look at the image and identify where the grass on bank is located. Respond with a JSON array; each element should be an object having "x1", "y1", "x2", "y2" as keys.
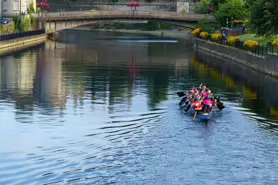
[{"x1": 236, "y1": 34, "x2": 278, "y2": 45}]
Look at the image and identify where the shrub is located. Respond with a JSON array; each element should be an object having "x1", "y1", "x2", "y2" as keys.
[
  {"x1": 195, "y1": 18, "x2": 219, "y2": 34},
  {"x1": 192, "y1": 28, "x2": 202, "y2": 37},
  {"x1": 200, "y1": 32, "x2": 209, "y2": 39},
  {"x1": 212, "y1": 33, "x2": 222, "y2": 42},
  {"x1": 227, "y1": 36, "x2": 240, "y2": 46},
  {"x1": 272, "y1": 39, "x2": 278, "y2": 47},
  {"x1": 12, "y1": 15, "x2": 30, "y2": 32},
  {"x1": 214, "y1": 0, "x2": 247, "y2": 27},
  {"x1": 195, "y1": 0, "x2": 210, "y2": 14},
  {"x1": 244, "y1": 20, "x2": 249, "y2": 25},
  {"x1": 243, "y1": 40, "x2": 259, "y2": 51}
]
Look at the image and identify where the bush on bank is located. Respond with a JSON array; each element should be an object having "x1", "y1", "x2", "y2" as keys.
[
  {"x1": 13, "y1": 15, "x2": 30, "y2": 32},
  {"x1": 192, "y1": 28, "x2": 202, "y2": 37},
  {"x1": 243, "y1": 40, "x2": 259, "y2": 51},
  {"x1": 272, "y1": 39, "x2": 278, "y2": 47},
  {"x1": 212, "y1": 33, "x2": 222, "y2": 42},
  {"x1": 227, "y1": 36, "x2": 240, "y2": 46},
  {"x1": 200, "y1": 32, "x2": 209, "y2": 39}
]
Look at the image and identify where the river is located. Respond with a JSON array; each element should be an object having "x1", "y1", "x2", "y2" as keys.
[{"x1": 0, "y1": 29, "x2": 277, "y2": 185}]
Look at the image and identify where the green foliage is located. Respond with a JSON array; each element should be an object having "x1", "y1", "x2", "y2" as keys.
[
  {"x1": 29, "y1": 3, "x2": 35, "y2": 13},
  {"x1": 237, "y1": 34, "x2": 278, "y2": 45},
  {"x1": 30, "y1": 12, "x2": 35, "y2": 26},
  {"x1": 244, "y1": 0, "x2": 255, "y2": 10},
  {"x1": 180, "y1": 9, "x2": 188, "y2": 14},
  {"x1": 195, "y1": 0, "x2": 210, "y2": 14},
  {"x1": 210, "y1": 0, "x2": 227, "y2": 10},
  {"x1": 195, "y1": 18, "x2": 219, "y2": 34},
  {"x1": 249, "y1": 0, "x2": 278, "y2": 37},
  {"x1": 21, "y1": 17, "x2": 30, "y2": 32},
  {"x1": 12, "y1": 22, "x2": 16, "y2": 31},
  {"x1": 214, "y1": 0, "x2": 247, "y2": 26},
  {"x1": 12, "y1": 15, "x2": 30, "y2": 32},
  {"x1": 29, "y1": 2, "x2": 41, "y2": 13}
]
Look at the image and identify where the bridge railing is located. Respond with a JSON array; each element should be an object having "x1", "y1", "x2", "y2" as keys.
[{"x1": 42, "y1": 10, "x2": 207, "y2": 21}]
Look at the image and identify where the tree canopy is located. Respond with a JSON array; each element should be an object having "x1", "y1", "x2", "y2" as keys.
[
  {"x1": 214, "y1": 0, "x2": 247, "y2": 26},
  {"x1": 249, "y1": 0, "x2": 278, "y2": 36}
]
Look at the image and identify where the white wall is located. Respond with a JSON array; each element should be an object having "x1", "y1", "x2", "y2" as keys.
[
  {"x1": 177, "y1": 2, "x2": 190, "y2": 13},
  {"x1": 2, "y1": 0, "x2": 35, "y2": 17},
  {"x1": 0, "y1": 1, "x2": 2, "y2": 17}
]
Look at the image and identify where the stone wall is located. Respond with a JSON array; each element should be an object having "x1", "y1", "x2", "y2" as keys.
[
  {"x1": 0, "y1": 34, "x2": 46, "y2": 51},
  {"x1": 194, "y1": 38, "x2": 278, "y2": 77},
  {"x1": 195, "y1": 51, "x2": 278, "y2": 107}
]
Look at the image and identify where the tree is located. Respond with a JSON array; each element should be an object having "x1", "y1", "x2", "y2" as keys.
[
  {"x1": 249, "y1": 0, "x2": 278, "y2": 36},
  {"x1": 244, "y1": 0, "x2": 255, "y2": 10},
  {"x1": 195, "y1": 0, "x2": 211, "y2": 14},
  {"x1": 210, "y1": 0, "x2": 227, "y2": 10},
  {"x1": 214, "y1": 0, "x2": 247, "y2": 26}
]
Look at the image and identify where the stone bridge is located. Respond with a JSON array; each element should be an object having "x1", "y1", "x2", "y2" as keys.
[{"x1": 39, "y1": 10, "x2": 210, "y2": 33}]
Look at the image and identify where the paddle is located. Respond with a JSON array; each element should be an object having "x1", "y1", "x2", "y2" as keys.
[
  {"x1": 177, "y1": 91, "x2": 186, "y2": 97},
  {"x1": 193, "y1": 111, "x2": 197, "y2": 120},
  {"x1": 214, "y1": 96, "x2": 225, "y2": 111},
  {"x1": 184, "y1": 104, "x2": 191, "y2": 112}
]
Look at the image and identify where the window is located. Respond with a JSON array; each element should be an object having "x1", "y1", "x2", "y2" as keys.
[
  {"x1": 3, "y1": 1, "x2": 8, "y2": 11},
  {"x1": 14, "y1": 0, "x2": 19, "y2": 11}
]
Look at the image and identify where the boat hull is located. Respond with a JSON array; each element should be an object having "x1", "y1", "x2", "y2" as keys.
[{"x1": 179, "y1": 102, "x2": 213, "y2": 121}]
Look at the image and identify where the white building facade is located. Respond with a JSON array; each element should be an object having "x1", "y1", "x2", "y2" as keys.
[{"x1": 1, "y1": 0, "x2": 36, "y2": 17}]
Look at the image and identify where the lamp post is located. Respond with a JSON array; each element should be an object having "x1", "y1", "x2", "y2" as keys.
[{"x1": 127, "y1": 0, "x2": 140, "y2": 16}]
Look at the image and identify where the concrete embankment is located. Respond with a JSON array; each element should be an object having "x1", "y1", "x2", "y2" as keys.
[
  {"x1": 194, "y1": 38, "x2": 278, "y2": 77},
  {"x1": 0, "y1": 34, "x2": 46, "y2": 56}
]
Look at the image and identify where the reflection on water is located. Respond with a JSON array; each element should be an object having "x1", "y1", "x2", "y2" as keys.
[
  {"x1": 0, "y1": 30, "x2": 277, "y2": 185},
  {"x1": 193, "y1": 52, "x2": 278, "y2": 124},
  {"x1": 116, "y1": 40, "x2": 179, "y2": 43}
]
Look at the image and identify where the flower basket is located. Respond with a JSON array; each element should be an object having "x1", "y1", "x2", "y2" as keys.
[
  {"x1": 211, "y1": 33, "x2": 222, "y2": 42},
  {"x1": 272, "y1": 39, "x2": 278, "y2": 47},
  {"x1": 200, "y1": 32, "x2": 209, "y2": 40},
  {"x1": 243, "y1": 40, "x2": 259, "y2": 51},
  {"x1": 191, "y1": 28, "x2": 202, "y2": 37},
  {"x1": 227, "y1": 36, "x2": 240, "y2": 47}
]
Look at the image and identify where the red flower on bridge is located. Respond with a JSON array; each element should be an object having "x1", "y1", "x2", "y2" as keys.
[
  {"x1": 37, "y1": 0, "x2": 50, "y2": 9},
  {"x1": 127, "y1": 4, "x2": 140, "y2": 8},
  {"x1": 127, "y1": 0, "x2": 140, "y2": 10}
]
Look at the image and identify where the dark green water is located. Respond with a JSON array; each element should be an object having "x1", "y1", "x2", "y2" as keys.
[{"x1": 0, "y1": 29, "x2": 277, "y2": 185}]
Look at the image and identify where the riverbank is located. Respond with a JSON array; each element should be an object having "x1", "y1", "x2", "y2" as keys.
[
  {"x1": 72, "y1": 27, "x2": 192, "y2": 39},
  {"x1": 0, "y1": 34, "x2": 46, "y2": 50},
  {"x1": 0, "y1": 31, "x2": 46, "y2": 56},
  {"x1": 0, "y1": 37, "x2": 45, "y2": 57},
  {"x1": 194, "y1": 38, "x2": 278, "y2": 77}
]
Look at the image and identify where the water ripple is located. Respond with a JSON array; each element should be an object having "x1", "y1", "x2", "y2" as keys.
[{"x1": 1, "y1": 30, "x2": 278, "y2": 185}]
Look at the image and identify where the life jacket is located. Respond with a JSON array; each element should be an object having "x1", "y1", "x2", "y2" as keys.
[{"x1": 192, "y1": 102, "x2": 203, "y2": 111}]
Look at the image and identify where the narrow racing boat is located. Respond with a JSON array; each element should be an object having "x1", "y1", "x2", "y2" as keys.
[
  {"x1": 179, "y1": 100, "x2": 213, "y2": 121},
  {"x1": 177, "y1": 88, "x2": 224, "y2": 121}
]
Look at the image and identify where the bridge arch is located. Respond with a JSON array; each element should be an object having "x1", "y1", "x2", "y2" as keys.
[{"x1": 41, "y1": 10, "x2": 208, "y2": 33}]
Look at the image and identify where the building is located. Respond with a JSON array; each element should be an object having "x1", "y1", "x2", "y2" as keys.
[
  {"x1": 0, "y1": 0, "x2": 36, "y2": 17},
  {"x1": 0, "y1": 1, "x2": 1, "y2": 17}
]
